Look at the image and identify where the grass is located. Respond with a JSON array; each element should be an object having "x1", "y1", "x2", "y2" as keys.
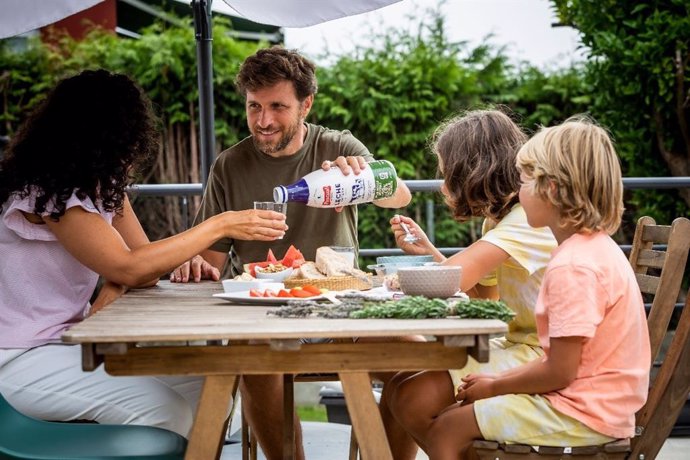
[{"x1": 297, "y1": 404, "x2": 328, "y2": 422}]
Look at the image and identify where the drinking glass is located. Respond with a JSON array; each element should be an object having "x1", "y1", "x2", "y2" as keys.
[
  {"x1": 329, "y1": 246, "x2": 356, "y2": 267},
  {"x1": 254, "y1": 202, "x2": 287, "y2": 239}
]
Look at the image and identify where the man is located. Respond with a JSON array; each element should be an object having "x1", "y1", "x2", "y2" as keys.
[{"x1": 173, "y1": 46, "x2": 411, "y2": 459}]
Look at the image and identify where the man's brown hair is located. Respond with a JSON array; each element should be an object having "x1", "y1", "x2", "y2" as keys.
[{"x1": 235, "y1": 46, "x2": 317, "y2": 100}]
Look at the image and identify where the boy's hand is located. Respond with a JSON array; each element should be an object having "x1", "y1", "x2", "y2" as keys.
[{"x1": 456, "y1": 373, "x2": 498, "y2": 405}]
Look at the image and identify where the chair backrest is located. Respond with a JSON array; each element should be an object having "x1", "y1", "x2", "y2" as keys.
[
  {"x1": 628, "y1": 216, "x2": 690, "y2": 365},
  {"x1": 628, "y1": 216, "x2": 690, "y2": 460}
]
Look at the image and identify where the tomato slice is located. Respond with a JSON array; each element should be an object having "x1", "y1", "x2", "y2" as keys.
[
  {"x1": 290, "y1": 288, "x2": 314, "y2": 298},
  {"x1": 301, "y1": 285, "x2": 322, "y2": 296},
  {"x1": 249, "y1": 289, "x2": 263, "y2": 297},
  {"x1": 263, "y1": 289, "x2": 277, "y2": 297},
  {"x1": 277, "y1": 289, "x2": 293, "y2": 298}
]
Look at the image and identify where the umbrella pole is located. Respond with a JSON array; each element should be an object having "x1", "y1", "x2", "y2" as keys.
[{"x1": 192, "y1": 0, "x2": 215, "y2": 188}]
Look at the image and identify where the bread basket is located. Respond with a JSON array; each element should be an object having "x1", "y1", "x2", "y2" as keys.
[{"x1": 284, "y1": 275, "x2": 373, "y2": 291}]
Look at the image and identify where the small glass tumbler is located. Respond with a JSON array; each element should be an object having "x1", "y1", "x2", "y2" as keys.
[
  {"x1": 330, "y1": 246, "x2": 356, "y2": 267},
  {"x1": 254, "y1": 201, "x2": 287, "y2": 239}
]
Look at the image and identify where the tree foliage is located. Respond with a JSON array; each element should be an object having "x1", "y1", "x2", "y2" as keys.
[{"x1": 551, "y1": 0, "x2": 690, "y2": 220}]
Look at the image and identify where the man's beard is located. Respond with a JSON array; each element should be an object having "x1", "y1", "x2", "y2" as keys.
[{"x1": 252, "y1": 118, "x2": 301, "y2": 155}]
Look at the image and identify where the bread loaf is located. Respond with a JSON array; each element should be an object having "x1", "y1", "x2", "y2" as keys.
[
  {"x1": 293, "y1": 261, "x2": 327, "y2": 279},
  {"x1": 315, "y1": 247, "x2": 353, "y2": 277}
]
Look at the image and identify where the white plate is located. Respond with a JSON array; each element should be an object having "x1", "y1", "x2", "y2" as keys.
[
  {"x1": 221, "y1": 279, "x2": 284, "y2": 293},
  {"x1": 213, "y1": 290, "x2": 325, "y2": 305}
]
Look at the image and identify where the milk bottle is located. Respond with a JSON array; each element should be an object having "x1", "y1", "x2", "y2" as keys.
[{"x1": 273, "y1": 160, "x2": 398, "y2": 208}]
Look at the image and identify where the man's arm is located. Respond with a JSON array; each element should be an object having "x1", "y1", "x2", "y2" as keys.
[
  {"x1": 324, "y1": 156, "x2": 412, "y2": 210},
  {"x1": 201, "y1": 249, "x2": 228, "y2": 271},
  {"x1": 374, "y1": 177, "x2": 411, "y2": 209}
]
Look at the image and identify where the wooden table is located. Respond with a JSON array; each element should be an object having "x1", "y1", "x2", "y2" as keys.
[{"x1": 62, "y1": 281, "x2": 506, "y2": 460}]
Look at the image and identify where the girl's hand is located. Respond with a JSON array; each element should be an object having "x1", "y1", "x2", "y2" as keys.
[
  {"x1": 222, "y1": 209, "x2": 288, "y2": 240},
  {"x1": 456, "y1": 373, "x2": 499, "y2": 405},
  {"x1": 390, "y1": 215, "x2": 432, "y2": 255}
]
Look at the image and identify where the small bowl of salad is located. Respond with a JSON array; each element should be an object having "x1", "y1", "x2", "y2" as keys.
[{"x1": 254, "y1": 264, "x2": 294, "y2": 282}]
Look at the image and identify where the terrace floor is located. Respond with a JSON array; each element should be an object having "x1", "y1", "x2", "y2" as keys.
[{"x1": 220, "y1": 422, "x2": 688, "y2": 459}]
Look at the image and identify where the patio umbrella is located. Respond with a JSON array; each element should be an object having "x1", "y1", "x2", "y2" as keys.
[
  {"x1": 0, "y1": 0, "x2": 402, "y2": 183},
  {"x1": 0, "y1": 0, "x2": 104, "y2": 41}
]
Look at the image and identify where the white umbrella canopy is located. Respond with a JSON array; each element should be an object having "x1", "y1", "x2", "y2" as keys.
[
  {"x1": 220, "y1": 0, "x2": 402, "y2": 28},
  {"x1": 0, "y1": 0, "x2": 104, "y2": 40},
  {"x1": 0, "y1": 0, "x2": 402, "y2": 44}
]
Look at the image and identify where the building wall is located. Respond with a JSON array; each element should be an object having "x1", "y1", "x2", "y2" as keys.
[{"x1": 40, "y1": 0, "x2": 117, "y2": 42}]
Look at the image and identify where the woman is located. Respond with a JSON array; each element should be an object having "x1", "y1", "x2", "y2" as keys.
[{"x1": 0, "y1": 69, "x2": 287, "y2": 436}]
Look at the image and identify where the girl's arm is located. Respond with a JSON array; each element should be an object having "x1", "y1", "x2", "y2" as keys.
[
  {"x1": 391, "y1": 215, "x2": 509, "y2": 295},
  {"x1": 44, "y1": 205, "x2": 286, "y2": 287},
  {"x1": 457, "y1": 336, "x2": 584, "y2": 403},
  {"x1": 443, "y1": 240, "x2": 509, "y2": 294}
]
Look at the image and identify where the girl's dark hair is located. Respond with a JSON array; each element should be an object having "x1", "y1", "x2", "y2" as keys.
[
  {"x1": 431, "y1": 109, "x2": 526, "y2": 222},
  {"x1": 0, "y1": 69, "x2": 158, "y2": 219},
  {"x1": 235, "y1": 46, "x2": 317, "y2": 101}
]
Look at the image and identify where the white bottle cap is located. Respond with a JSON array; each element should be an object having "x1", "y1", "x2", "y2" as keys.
[{"x1": 273, "y1": 186, "x2": 288, "y2": 203}]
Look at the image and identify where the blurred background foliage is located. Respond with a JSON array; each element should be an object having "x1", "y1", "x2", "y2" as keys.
[{"x1": 1, "y1": 2, "x2": 688, "y2": 261}]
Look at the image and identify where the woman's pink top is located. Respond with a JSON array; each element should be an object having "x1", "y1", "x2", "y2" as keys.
[
  {"x1": 0, "y1": 190, "x2": 113, "y2": 348},
  {"x1": 536, "y1": 232, "x2": 650, "y2": 439}
]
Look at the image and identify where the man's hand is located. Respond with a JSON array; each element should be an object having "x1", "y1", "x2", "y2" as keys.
[
  {"x1": 321, "y1": 156, "x2": 368, "y2": 212},
  {"x1": 170, "y1": 255, "x2": 220, "y2": 283}
]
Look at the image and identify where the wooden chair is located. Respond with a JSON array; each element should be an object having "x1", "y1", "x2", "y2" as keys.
[{"x1": 472, "y1": 216, "x2": 690, "y2": 460}]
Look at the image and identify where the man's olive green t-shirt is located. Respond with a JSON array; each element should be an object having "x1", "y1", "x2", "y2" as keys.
[{"x1": 194, "y1": 123, "x2": 373, "y2": 276}]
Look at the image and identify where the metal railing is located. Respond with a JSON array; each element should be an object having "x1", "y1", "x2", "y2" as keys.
[{"x1": 129, "y1": 177, "x2": 690, "y2": 258}]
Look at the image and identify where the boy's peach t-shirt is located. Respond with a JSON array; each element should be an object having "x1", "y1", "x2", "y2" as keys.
[{"x1": 535, "y1": 232, "x2": 650, "y2": 439}]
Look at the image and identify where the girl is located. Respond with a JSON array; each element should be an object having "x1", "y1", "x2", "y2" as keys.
[
  {"x1": 426, "y1": 116, "x2": 650, "y2": 459},
  {"x1": 0, "y1": 70, "x2": 287, "y2": 437},
  {"x1": 385, "y1": 109, "x2": 557, "y2": 458}
]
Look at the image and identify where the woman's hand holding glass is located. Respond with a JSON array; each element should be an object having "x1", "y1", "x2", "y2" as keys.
[{"x1": 222, "y1": 209, "x2": 287, "y2": 241}]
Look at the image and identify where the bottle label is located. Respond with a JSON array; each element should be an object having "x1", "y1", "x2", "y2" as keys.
[
  {"x1": 322, "y1": 185, "x2": 332, "y2": 206},
  {"x1": 369, "y1": 160, "x2": 397, "y2": 200}
]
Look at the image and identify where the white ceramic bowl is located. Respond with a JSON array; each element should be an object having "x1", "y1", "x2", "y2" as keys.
[
  {"x1": 254, "y1": 266, "x2": 294, "y2": 282},
  {"x1": 222, "y1": 279, "x2": 284, "y2": 293},
  {"x1": 376, "y1": 255, "x2": 435, "y2": 265},
  {"x1": 397, "y1": 265, "x2": 462, "y2": 298}
]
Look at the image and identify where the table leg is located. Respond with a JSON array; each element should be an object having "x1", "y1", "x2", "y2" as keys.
[
  {"x1": 283, "y1": 374, "x2": 295, "y2": 460},
  {"x1": 339, "y1": 372, "x2": 393, "y2": 460},
  {"x1": 186, "y1": 375, "x2": 238, "y2": 460}
]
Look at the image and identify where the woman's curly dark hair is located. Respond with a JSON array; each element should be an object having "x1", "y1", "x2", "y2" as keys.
[
  {"x1": 0, "y1": 69, "x2": 158, "y2": 219},
  {"x1": 430, "y1": 109, "x2": 527, "y2": 222}
]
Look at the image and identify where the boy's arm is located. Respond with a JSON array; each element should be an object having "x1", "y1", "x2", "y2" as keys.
[{"x1": 458, "y1": 336, "x2": 583, "y2": 403}]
